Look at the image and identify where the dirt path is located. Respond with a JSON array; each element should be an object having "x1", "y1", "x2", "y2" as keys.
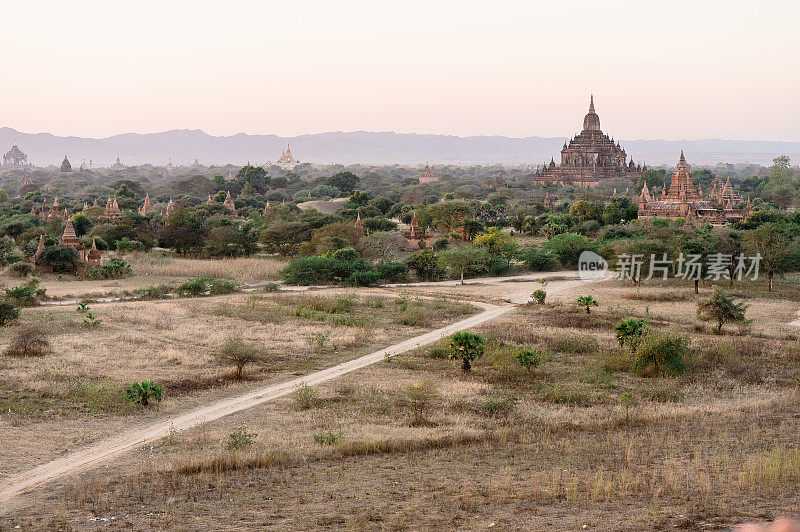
[{"x1": 0, "y1": 275, "x2": 599, "y2": 508}]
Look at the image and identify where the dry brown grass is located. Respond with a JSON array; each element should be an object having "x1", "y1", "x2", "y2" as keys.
[
  {"x1": 3, "y1": 277, "x2": 800, "y2": 530},
  {"x1": 125, "y1": 252, "x2": 286, "y2": 282}
]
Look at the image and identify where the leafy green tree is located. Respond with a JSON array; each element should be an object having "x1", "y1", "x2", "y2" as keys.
[
  {"x1": 632, "y1": 329, "x2": 690, "y2": 376},
  {"x1": 427, "y1": 202, "x2": 471, "y2": 236},
  {"x1": 569, "y1": 200, "x2": 603, "y2": 222},
  {"x1": 71, "y1": 212, "x2": 92, "y2": 237},
  {"x1": 743, "y1": 222, "x2": 795, "y2": 291},
  {"x1": 125, "y1": 380, "x2": 164, "y2": 407},
  {"x1": 696, "y1": 288, "x2": 748, "y2": 332},
  {"x1": 542, "y1": 233, "x2": 595, "y2": 267},
  {"x1": 407, "y1": 249, "x2": 441, "y2": 281},
  {"x1": 260, "y1": 221, "x2": 309, "y2": 256},
  {"x1": 448, "y1": 331, "x2": 485, "y2": 372},
  {"x1": 577, "y1": 295, "x2": 598, "y2": 314},
  {"x1": 326, "y1": 171, "x2": 360, "y2": 195},
  {"x1": 438, "y1": 246, "x2": 489, "y2": 284},
  {"x1": 614, "y1": 318, "x2": 649, "y2": 351},
  {"x1": 40, "y1": 244, "x2": 79, "y2": 272}
]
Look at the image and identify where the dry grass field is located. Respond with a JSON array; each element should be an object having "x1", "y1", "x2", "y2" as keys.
[
  {"x1": 0, "y1": 290, "x2": 474, "y2": 480},
  {"x1": 2, "y1": 273, "x2": 799, "y2": 530}
]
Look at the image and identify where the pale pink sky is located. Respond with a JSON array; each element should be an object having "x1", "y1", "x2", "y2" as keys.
[{"x1": 2, "y1": 0, "x2": 799, "y2": 141}]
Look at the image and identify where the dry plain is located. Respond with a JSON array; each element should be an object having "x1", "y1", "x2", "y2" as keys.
[{"x1": 0, "y1": 266, "x2": 799, "y2": 530}]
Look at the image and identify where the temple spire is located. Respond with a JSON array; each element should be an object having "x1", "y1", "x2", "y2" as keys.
[{"x1": 589, "y1": 94, "x2": 595, "y2": 114}]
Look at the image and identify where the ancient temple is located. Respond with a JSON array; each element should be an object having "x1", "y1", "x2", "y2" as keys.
[
  {"x1": 3, "y1": 143, "x2": 32, "y2": 168},
  {"x1": 102, "y1": 196, "x2": 123, "y2": 222},
  {"x1": 534, "y1": 96, "x2": 644, "y2": 188},
  {"x1": 354, "y1": 213, "x2": 364, "y2": 236},
  {"x1": 111, "y1": 156, "x2": 125, "y2": 170},
  {"x1": 276, "y1": 144, "x2": 299, "y2": 167},
  {"x1": 402, "y1": 211, "x2": 431, "y2": 248},
  {"x1": 418, "y1": 164, "x2": 440, "y2": 184},
  {"x1": 138, "y1": 194, "x2": 152, "y2": 216},
  {"x1": 18, "y1": 172, "x2": 33, "y2": 188},
  {"x1": 222, "y1": 191, "x2": 238, "y2": 217},
  {"x1": 164, "y1": 198, "x2": 176, "y2": 220},
  {"x1": 492, "y1": 172, "x2": 507, "y2": 188},
  {"x1": 638, "y1": 152, "x2": 751, "y2": 225},
  {"x1": 59, "y1": 155, "x2": 73, "y2": 175}
]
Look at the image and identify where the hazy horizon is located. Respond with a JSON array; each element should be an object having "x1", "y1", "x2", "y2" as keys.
[{"x1": 3, "y1": 0, "x2": 799, "y2": 142}]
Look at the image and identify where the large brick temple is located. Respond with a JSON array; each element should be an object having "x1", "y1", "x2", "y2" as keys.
[{"x1": 534, "y1": 96, "x2": 644, "y2": 188}]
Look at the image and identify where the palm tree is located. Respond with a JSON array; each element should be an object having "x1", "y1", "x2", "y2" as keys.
[{"x1": 577, "y1": 295, "x2": 599, "y2": 314}]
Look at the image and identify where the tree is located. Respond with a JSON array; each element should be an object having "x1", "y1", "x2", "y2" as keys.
[
  {"x1": 438, "y1": 246, "x2": 489, "y2": 284},
  {"x1": 632, "y1": 329, "x2": 690, "y2": 376},
  {"x1": 448, "y1": 331, "x2": 485, "y2": 372},
  {"x1": 569, "y1": 200, "x2": 603, "y2": 222},
  {"x1": 260, "y1": 221, "x2": 310, "y2": 256},
  {"x1": 215, "y1": 337, "x2": 264, "y2": 379},
  {"x1": 614, "y1": 318, "x2": 649, "y2": 351},
  {"x1": 71, "y1": 213, "x2": 93, "y2": 237},
  {"x1": 326, "y1": 171, "x2": 359, "y2": 195},
  {"x1": 696, "y1": 288, "x2": 748, "y2": 332},
  {"x1": 473, "y1": 227, "x2": 517, "y2": 262},
  {"x1": 577, "y1": 295, "x2": 598, "y2": 314},
  {"x1": 743, "y1": 222, "x2": 794, "y2": 291},
  {"x1": 407, "y1": 249, "x2": 442, "y2": 281},
  {"x1": 427, "y1": 202, "x2": 471, "y2": 236},
  {"x1": 542, "y1": 233, "x2": 595, "y2": 268},
  {"x1": 125, "y1": 380, "x2": 164, "y2": 406},
  {"x1": 39, "y1": 244, "x2": 80, "y2": 272}
]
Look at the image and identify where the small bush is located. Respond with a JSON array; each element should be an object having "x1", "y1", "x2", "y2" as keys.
[
  {"x1": 552, "y1": 334, "x2": 599, "y2": 354},
  {"x1": 399, "y1": 380, "x2": 438, "y2": 426},
  {"x1": 89, "y1": 259, "x2": 132, "y2": 279},
  {"x1": 347, "y1": 270, "x2": 382, "y2": 287},
  {"x1": 294, "y1": 384, "x2": 320, "y2": 410},
  {"x1": 125, "y1": 380, "x2": 164, "y2": 407},
  {"x1": 519, "y1": 249, "x2": 560, "y2": 271},
  {"x1": 477, "y1": 389, "x2": 518, "y2": 417},
  {"x1": 515, "y1": 349, "x2": 542, "y2": 371},
  {"x1": 178, "y1": 276, "x2": 238, "y2": 296},
  {"x1": 136, "y1": 285, "x2": 172, "y2": 300},
  {"x1": 632, "y1": 329, "x2": 691, "y2": 377},
  {"x1": 226, "y1": 423, "x2": 257, "y2": 451},
  {"x1": 4, "y1": 326, "x2": 51, "y2": 357},
  {"x1": 8, "y1": 261, "x2": 33, "y2": 277},
  {"x1": 0, "y1": 301, "x2": 20, "y2": 326},
  {"x1": 374, "y1": 261, "x2": 409, "y2": 283},
  {"x1": 531, "y1": 289, "x2": 547, "y2": 304},
  {"x1": 313, "y1": 430, "x2": 343, "y2": 445},
  {"x1": 4, "y1": 279, "x2": 45, "y2": 306}
]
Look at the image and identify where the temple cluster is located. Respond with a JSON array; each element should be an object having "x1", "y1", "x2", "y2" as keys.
[{"x1": 638, "y1": 152, "x2": 752, "y2": 224}]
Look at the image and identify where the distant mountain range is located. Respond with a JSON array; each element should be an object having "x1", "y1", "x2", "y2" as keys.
[{"x1": 1, "y1": 127, "x2": 798, "y2": 167}]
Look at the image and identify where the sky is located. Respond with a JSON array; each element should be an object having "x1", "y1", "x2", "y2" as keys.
[{"x1": 2, "y1": 0, "x2": 799, "y2": 141}]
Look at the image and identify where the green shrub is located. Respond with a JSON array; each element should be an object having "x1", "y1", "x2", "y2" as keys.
[
  {"x1": 531, "y1": 289, "x2": 547, "y2": 304},
  {"x1": 115, "y1": 238, "x2": 145, "y2": 252},
  {"x1": 136, "y1": 285, "x2": 172, "y2": 300},
  {"x1": 7, "y1": 261, "x2": 33, "y2": 277},
  {"x1": 178, "y1": 276, "x2": 238, "y2": 296},
  {"x1": 3, "y1": 252, "x2": 23, "y2": 266},
  {"x1": 0, "y1": 301, "x2": 20, "y2": 326},
  {"x1": 632, "y1": 329, "x2": 690, "y2": 376},
  {"x1": 125, "y1": 380, "x2": 164, "y2": 406},
  {"x1": 226, "y1": 423, "x2": 257, "y2": 451},
  {"x1": 374, "y1": 261, "x2": 409, "y2": 283},
  {"x1": 89, "y1": 259, "x2": 132, "y2": 279},
  {"x1": 280, "y1": 256, "x2": 371, "y2": 285},
  {"x1": 519, "y1": 249, "x2": 560, "y2": 271},
  {"x1": 515, "y1": 349, "x2": 542, "y2": 370},
  {"x1": 294, "y1": 384, "x2": 320, "y2": 410},
  {"x1": 614, "y1": 318, "x2": 650, "y2": 352},
  {"x1": 696, "y1": 288, "x2": 749, "y2": 332},
  {"x1": 4, "y1": 279, "x2": 45, "y2": 306},
  {"x1": 541, "y1": 233, "x2": 596, "y2": 268},
  {"x1": 552, "y1": 334, "x2": 599, "y2": 354},
  {"x1": 313, "y1": 430, "x2": 343, "y2": 445},
  {"x1": 347, "y1": 270, "x2": 382, "y2": 287}
]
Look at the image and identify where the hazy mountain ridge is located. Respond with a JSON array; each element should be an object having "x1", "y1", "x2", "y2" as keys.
[{"x1": 1, "y1": 127, "x2": 797, "y2": 167}]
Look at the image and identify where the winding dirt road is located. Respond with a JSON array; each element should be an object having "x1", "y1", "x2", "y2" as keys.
[{"x1": 0, "y1": 274, "x2": 595, "y2": 509}]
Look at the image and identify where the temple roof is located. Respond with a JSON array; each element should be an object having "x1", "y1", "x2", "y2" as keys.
[{"x1": 582, "y1": 95, "x2": 601, "y2": 132}]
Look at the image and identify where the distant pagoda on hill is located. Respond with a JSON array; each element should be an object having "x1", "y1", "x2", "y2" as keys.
[{"x1": 534, "y1": 96, "x2": 644, "y2": 188}]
